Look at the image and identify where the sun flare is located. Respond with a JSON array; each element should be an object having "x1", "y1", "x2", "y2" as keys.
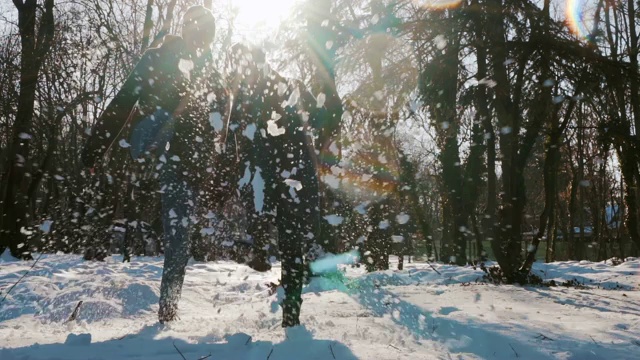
[{"x1": 232, "y1": 0, "x2": 299, "y2": 32}]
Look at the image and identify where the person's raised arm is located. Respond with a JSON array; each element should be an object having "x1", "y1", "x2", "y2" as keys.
[{"x1": 81, "y1": 51, "x2": 154, "y2": 168}]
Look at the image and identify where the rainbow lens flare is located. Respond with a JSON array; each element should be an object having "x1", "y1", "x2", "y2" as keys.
[{"x1": 566, "y1": 0, "x2": 593, "y2": 41}]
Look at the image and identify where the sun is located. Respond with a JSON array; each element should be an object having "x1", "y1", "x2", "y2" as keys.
[{"x1": 232, "y1": 0, "x2": 299, "y2": 33}]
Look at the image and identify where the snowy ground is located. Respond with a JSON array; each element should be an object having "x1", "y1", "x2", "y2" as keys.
[{"x1": 0, "y1": 253, "x2": 638, "y2": 360}]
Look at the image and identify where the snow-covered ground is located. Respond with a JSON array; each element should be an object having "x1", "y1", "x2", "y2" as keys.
[{"x1": 0, "y1": 252, "x2": 638, "y2": 359}]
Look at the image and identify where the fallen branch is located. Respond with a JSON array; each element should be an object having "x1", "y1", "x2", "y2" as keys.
[
  {"x1": 509, "y1": 343, "x2": 519, "y2": 358},
  {"x1": 173, "y1": 341, "x2": 187, "y2": 360},
  {"x1": 266, "y1": 347, "x2": 274, "y2": 360},
  {"x1": 245, "y1": 336, "x2": 252, "y2": 345},
  {"x1": 0, "y1": 253, "x2": 44, "y2": 304},
  {"x1": 535, "y1": 333, "x2": 554, "y2": 341},
  {"x1": 426, "y1": 261, "x2": 442, "y2": 275},
  {"x1": 388, "y1": 344, "x2": 401, "y2": 351},
  {"x1": 329, "y1": 343, "x2": 336, "y2": 359},
  {"x1": 64, "y1": 301, "x2": 84, "y2": 323},
  {"x1": 197, "y1": 354, "x2": 212, "y2": 360}
]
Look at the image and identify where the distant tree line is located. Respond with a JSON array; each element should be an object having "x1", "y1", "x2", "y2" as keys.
[{"x1": 1, "y1": 0, "x2": 638, "y2": 284}]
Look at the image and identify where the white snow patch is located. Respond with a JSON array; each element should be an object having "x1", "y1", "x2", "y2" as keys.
[
  {"x1": 316, "y1": 92, "x2": 326, "y2": 108},
  {"x1": 209, "y1": 112, "x2": 224, "y2": 132},
  {"x1": 284, "y1": 179, "x2": 303, "y2": 191},
  {"x1": 252, "y1": 166, "x2": 265, "y2": 213},
  {"x1": 323, "y1": 214, "x2": 344, "y2": 226},
  {"x1": 242, "y1": 123, "x2": 257, "y2": 140},
  {"x1": 118, "y1": 138, "x2": 131, "y2": 148},
  {"x1": 267, "y1": 120, "x2": 285, "y2": 136},
  {"x1": 396, "y1": 213, "x2": 410, "y2": 224}
]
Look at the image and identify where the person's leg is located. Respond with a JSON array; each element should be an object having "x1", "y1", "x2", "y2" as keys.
[
  {"x1": 129, "y1": 108, "x2": 174, "y2": 160},
  {"x1": 238, "y1": 161, "x2": 274, "y2": 272},
  {"x1": 158, "y1": 165, "x2": 193, "y2": 323},
  {"x1": 277, "y1": 212, "x2": 305, "y2": 327}
]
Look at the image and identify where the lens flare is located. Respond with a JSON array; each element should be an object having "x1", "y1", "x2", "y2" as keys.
[
  {"x1": 566, "y1": 0, "x2": 592, "y2": 41},
  {"x1": 415, "y1": 0, "x2": 463, "y2": 10},
  {"x1": 317, "y1": 148, "x2": 400, "y2": 203}
]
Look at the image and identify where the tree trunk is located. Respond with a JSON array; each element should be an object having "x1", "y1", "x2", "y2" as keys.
[
  {"x1": 305, "y1": 0, "x2": 343, "y2": 255},
  {"x1": 0, "y1": 0, "x2": 55, "y2": 259}
]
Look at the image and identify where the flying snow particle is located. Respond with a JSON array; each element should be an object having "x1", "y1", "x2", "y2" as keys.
[
  {"x1": 178, "y1": 58, "x2": 194, "y2": 80},
  {"x1": 284, "y1": 178, "x2": 303, "y2": 191},
  {"x1": 18, "y1": 133, "x2": 32, "y2": 140},
  {"x1": 322, "y1": 174, "x2": 340, "y2": 189},
  {"x1": 478, "y1": 78, "x2": 497, "y2": 88},
  {"x1": 252, "y1": 167, "x2": 265, "y2": 213},
  {"x1": 329, "y1": 141, "x2": 339, "y2": 155},
  {"x1": 169, "y1": 209, "x2": 178, "y2": 219},
  {"x1": 316, "y1": 93, "x2": 326, "y2": 108},
  {"x1": 392, "y1": 235, "x2": 405, "y2": 243},
  {"x1": 277, "y1": 82, "x2": 288, "y2": 96},
  {"x1": 238, "y1": 163, "x2": 251, "y2": 187},
  {"x1": 267, "y1": 120, "x2": 285, "y2": 136},
  {"x1": 201, "y1": 227, "x2": 215, "y2": 236},
  {"x1": 330, "y1": 165, "x2": 344, "y2": 176},
  {"x1": 39, "y1": 220, "x2": 53, "y2": 233},
  {"x1": 119, "y1": 138, "x2": 131, "y2": 148},
  {"x1": 434, "y1": 34, "x2": 447, "y2": 50},
  {"x1": 287, "y1": 87, "x2": 300, "y2": 107},
  {"x1": 355, "y1": 202, "x2": 369, "y2": 215},
  {"x1": 396, "y1": 213, "x2": 410, "y2": 224},
  {"x1": 209, "y1": 112, "x2": 223, "y2": 131},
  {"x1": 243, "y1": 123, "x2": 257, "y2": 140},
  {"x1": 379, "y1": 220, "x2": 390, "y2": 229},
  {"x1": 500, "y1": 126, "x2": 512, "y2": 135},
  {"x1": 324, "y1": 214, "x2": 344, "y2": 226}
]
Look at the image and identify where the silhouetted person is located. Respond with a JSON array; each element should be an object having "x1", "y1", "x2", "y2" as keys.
[
  {"x1": 225, "y1": 43, "x2": 321, "y2": 326},
  {"x1": 82, "y1": 5, "x2": 218, "y2": 323}
]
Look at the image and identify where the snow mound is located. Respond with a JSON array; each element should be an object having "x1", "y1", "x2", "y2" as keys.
[{"x1": 0, "y1": 255, "x2": 637, "y2": 359}]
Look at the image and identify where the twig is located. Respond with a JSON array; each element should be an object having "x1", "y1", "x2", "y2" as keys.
[
  {"x1": 535, "y1": 333, "x2": 554, "y2": 341},
  {"x1": 633, "y1": 340, "x2": 640, "y2": 347},
  {"x1": 173, "y1": 341, "x2": 187, "y2": 360},
  {"x1": 509, "y1": 343, "x2": 519, "y2": 358},
  {"x1": 0, "y1": 253, "x2": 44, "y2": 304},
  {"x1": 245, "y1": 335, "x2": 252, "y2": 345},
  {"x1": 329, "y1": 343, "x2": 336, "y2": 359},
  {"x1": 266, "y1": 347, "x2": 274, "y2": 360},
  {"x1": 388, "y1": 344, "x2": 401, "y2": 351},
  {"x1": 590, "y1": 335, "x2": 599, "y2": 346},
  {"x1": 426, "y1": 261, "x2": 442, "y2": 275},
  {"x1": 64, "y1": 301, "x2": 84, "y2": 323},
  {"x1": 197, "y1": 354, "x2": 212, "y2": 360}
]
